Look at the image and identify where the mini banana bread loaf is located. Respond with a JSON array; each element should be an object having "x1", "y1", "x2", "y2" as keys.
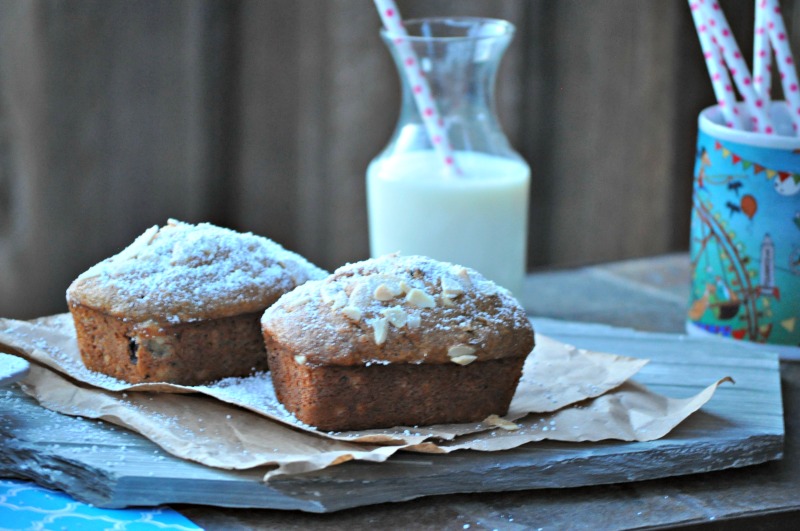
[
  {"x1": 67, "y1": 219, "x2": 326, "y2": 385},
  {"x1": 261, "y1": 254, "x2": 534, "y2": 431}
]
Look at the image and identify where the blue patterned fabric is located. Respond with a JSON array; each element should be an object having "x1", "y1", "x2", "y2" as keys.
[{"x1": 0, "y1": 479, "x2": 201, "y2": 530}]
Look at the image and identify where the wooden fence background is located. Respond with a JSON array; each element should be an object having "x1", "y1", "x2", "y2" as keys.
[{"x1": 1, "y1": 0, "x2": 797, "y2": 318}]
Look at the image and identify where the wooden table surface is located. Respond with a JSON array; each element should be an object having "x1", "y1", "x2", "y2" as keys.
[
  {"x1": 5, "y1": 254, "x2": 799, "y2": 529},
  {"x1": 170, "y1": 254, "x2": 796, "y2": 530},
  {"x1": 177, "y1": 254, "x2": 794, "y2": 529}
]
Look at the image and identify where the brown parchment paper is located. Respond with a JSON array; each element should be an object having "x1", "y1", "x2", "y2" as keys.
[{"x1": 0, "y1": 315, "x2": 730, "y2": 480}]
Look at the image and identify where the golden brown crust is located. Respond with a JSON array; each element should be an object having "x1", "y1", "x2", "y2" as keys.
[
  {"x1": 260, "y1": 254, "x2": 534, "y2": 430},
  {"x1": 67, "y1": 220, "x2": 327, "y2": 384},
  {"x1": 261, "y1": 254, "x2": 534, "y2": 367},
  {"x1": 67, "y1": 220, "x2": 327, "y2": 325},
  {"x1": 266, "y1": 334, "x2": 525, "y2": 431},
  {"x1": 70, "y1": 302, "x2": 267, "y2": 385}
]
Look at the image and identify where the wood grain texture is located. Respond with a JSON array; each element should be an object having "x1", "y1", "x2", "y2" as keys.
[
  {"x1": 522, "y1": 1, "x2": 682, "y2": 265},
  {"x1": 0, "y1": 0, "x2": 234, "y2": 318},
  {"x1": 1, "y1": 0, "x2": 797, "y2": 319},
  {"x1": 2, "y1": 254, "x2": 799, "y2": 529},
  {"x1": 0, "y1": 318, "x2": 783, "y2": 515}
]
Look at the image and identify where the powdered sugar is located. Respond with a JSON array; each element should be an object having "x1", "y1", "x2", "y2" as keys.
[
  {"x1": 273, "y1": 254, "x2": 521, "y2": 327},
  {"x1": 67, "y1": 219, "x2": 326, "y2": 323},
  {"x1": 196, "y1": 372, "x2": 313, "y2": 429},
  {"x1": 262, "y1": 254, "x2": 532, "y2": 366}
]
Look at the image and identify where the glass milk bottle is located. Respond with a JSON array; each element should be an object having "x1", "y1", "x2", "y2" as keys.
[{"x1": 367, "y1": 17, "x2": 530, "y2": 296}]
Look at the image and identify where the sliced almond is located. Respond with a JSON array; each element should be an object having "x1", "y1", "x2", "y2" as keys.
[
  {"x1": 331, "y1": 291, "x2": 348, "y2": 310},
  {"x1": 341, "y1": 305, "x2": 362, "y2": 322},
  {"x1": 399, "y1": 280, "x2": 412, "y2": 294},
  {"x1": 371, "y1": 317, "x2": 389, "y2": 345},
  {"x1": 320, "y1": 286, "x2": 336, "y2": 304},
  {"x1": 374, "y1": 283, "x2": 401, "y2": 301},
  {"x1": 407, "y1": 312, "x2": 421, "y2": 329},
  {"x1": 448, "y1": 344, "x2": 477, "y2": 358},
  {"x1": 117, "y1": 225, "x2": 160, "y2": 262},
  {"x1": 440, "y1": 293, "x2": 456, "y2": 307},
  {"x1": 381, "y1": 306, "x2": 407, "y2": 328},
  {"x1": 406, "y1": 288, "x2": 436, "y2": 308},
  {"x1": 450, "y1": 354, "x2": 478, "y2": 365},
  {"x1": 441, "y1": 276, "x2": 465, "y2": 298},
  {"x1": 456, "y1": 267, "x2": 472, "y2": 286},
  {"x1": 484, "y1": 414, "x2": 520, "y2": 431},
  {"x1": 294, "y1": 355, "x2": 307, "y2": 365},
  {"x1": 284, "y1": 295, "x2": 311, "y2": 310}
]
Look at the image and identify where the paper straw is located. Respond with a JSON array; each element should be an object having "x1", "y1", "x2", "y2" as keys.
[
  {"x1": 698, "y1": 0, "x2": 775, "y2": 133},
  {"x1": 373, "y1": 0, "x2": 462, "y2": 175},
  {"x1": 753, "y1": 0, "x2": 773, "y2": 101},
  {"x1": 764, "y1": 0, "x2": 800, "y2": 134},
  {"x1": 689, "y1": 1, "x2": 743, "y2": 129}
]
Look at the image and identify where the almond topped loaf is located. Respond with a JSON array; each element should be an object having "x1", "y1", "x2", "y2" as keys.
[
  {"x1": 67, "y1": 219, "x2": 326, "y2": 385},
  {"x1": 260, "y1": 254, "x2": 534, "y2": 431}
]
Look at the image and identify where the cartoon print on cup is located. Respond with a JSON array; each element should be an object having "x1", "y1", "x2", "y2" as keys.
[{"x1": 689, "y1": 108, "x2": 800, "y2": 348}]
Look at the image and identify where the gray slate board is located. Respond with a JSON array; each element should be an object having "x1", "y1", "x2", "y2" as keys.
[{"x1": 0, "y1": 319, "x2": 784, "y2": 513}]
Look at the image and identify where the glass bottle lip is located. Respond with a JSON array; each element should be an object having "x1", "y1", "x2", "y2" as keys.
[{"x1": 380, "y1": 16, "x2": 515, "y2": 43}]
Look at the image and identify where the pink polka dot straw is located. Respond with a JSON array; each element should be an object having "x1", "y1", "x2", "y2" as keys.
[
  {"x1": 764, "y1": 0, "x2": 800, "y2": 134},
  {"x1": 689, "y1": 1, "x2": 742, "y2": 129},
  {"x1": 753, "y1": 0, "x2": 773, "y2": 101},
  {"x1": 697, "y1": 0, "x2": 775, "y2": 133},
  {"x1": 373, "y1": 0, "x2": 462, "y2": 175}
]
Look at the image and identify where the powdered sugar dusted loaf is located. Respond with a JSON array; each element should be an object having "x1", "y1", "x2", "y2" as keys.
[
  {"x1": 69, "y1": 219, "x2": 326, "y2": 323},
  {"x1": 261, "y1": 254, "x2": 534, "y2": 431},
  {"x1": 68, "y1": 219, "x2": 327, "y2": 385}
]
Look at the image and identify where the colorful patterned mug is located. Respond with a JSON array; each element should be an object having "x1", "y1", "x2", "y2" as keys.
[{"x1": 687, "y1": 102, "x2": 800, "y2": 358}]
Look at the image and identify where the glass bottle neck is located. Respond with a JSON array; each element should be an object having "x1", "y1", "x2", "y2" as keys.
[{"x1": 380, "y1": 17, "x2": 521, "y2": 160}]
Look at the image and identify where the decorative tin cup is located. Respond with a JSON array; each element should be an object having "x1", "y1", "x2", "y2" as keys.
[{"x1": 687, "y1": 102, "x2": 800, "y2": 358}]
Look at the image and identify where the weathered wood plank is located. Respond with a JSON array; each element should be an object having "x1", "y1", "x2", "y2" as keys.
[
  {"x1": 230, "y1": 0, "x2": 297, "y2": 252},
  {"x1": 0, "y1": 0, "x2": 234, "y2": 319},
  {"x1": 0, "y1": 319, "x2": 783, "y2": 513},
  {"x1": 521, "y1": 1, "x2": 683, "y2": 265},
  {"x1": 1, "y1": 0, "x2": 797, "y2": 315}
]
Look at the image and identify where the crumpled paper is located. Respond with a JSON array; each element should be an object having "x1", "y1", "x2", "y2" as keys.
[{"x1": 0, "y1": 315, "x2": 730, "y2": 479}]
